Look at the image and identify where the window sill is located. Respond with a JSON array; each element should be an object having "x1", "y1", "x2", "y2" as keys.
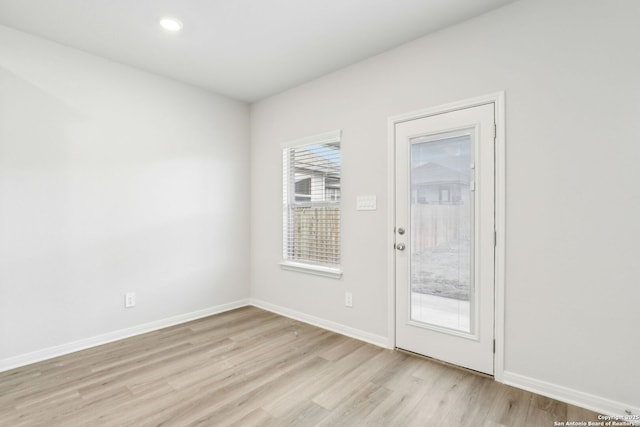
[{"x1": 279, "y1": 261, "x2": 343, "y2": 279}]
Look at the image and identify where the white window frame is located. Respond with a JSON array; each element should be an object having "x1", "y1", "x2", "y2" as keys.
[{"x1": 280, "y1": 130, "x2": 343, "y2": 279}]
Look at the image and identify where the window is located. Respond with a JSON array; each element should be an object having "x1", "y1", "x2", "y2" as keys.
[{"x1": 281, "y1": 130, "x2": 342, "y2": 278}]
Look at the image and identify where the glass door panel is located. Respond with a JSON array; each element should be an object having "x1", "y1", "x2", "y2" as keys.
[{"x1": 409, "y1": 131, "x2": 473, "y2": 333}]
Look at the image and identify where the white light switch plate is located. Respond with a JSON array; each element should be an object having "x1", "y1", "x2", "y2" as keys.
[{"x1": 356, "y1": 195, "x2": 377, "y2": 211}]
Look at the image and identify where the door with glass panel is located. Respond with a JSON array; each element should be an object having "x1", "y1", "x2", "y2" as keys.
[{"x1": 395, "y1": 103, "x2": 495, "y2": 375}]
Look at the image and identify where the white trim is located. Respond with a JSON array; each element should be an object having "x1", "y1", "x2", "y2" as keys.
[
  {"x1": 5, "y1": 292, "x2": 638, "y2": 422},
  {"x1": 388, "y1": 93, "x2": 504, "y2": 124},
  {"x1": 493, "y1": 91, "x2": 506, "y2": 381},
  {"x1": 386, "y1": 108, "x2": 397, "y2": 349},
  {"x1": 1, "y1": 298, "x2": 389, "y2": 374},
  {"x1": 251, "y1": 298, "x2": 390, "y2": 349},
  {"x1": 279, "y1": 261, "x2": 343, "y2": 279},
  {"x1": 386, "y1": 92, "x2": 506, "y2": 377},
  {"x1": 0, "y1": 299, "x2": 250, "y2": 373},
  {"x1": 280, "y1": 129, "x2": 341, "y2": 149},
  {"x1": 503, "y1": 371, "x2": 640, "y2": 424}
]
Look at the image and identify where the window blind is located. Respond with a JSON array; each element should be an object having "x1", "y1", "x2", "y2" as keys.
[{"x1": 283, "y1": 132, "x2": 341, "y2": 267}]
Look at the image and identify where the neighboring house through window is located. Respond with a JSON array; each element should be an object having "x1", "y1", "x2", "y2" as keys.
[
  {"x1": 412, "y1": 162, "x2": 467, "y2": 205},
  {"x1": 281, "y1": 130, "x2": 342, "y2": 278}
]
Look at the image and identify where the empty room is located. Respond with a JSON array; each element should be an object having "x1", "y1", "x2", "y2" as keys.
[{"x1": 1, "y1": 0, "x2": 638, "y2": 425}]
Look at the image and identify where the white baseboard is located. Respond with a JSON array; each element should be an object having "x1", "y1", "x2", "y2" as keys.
[
  {"x1": 250, "y1": 298, "x2": 390, "y2": 349},
  {"x1": 5, "y1": 299, "x2": 636, "y2": 426},
  {"x1": 0, "y1": 299, "x2": 250, "y2": 373},
  {"x1": 503, "y1": 371, "x2": 640, "y2": 423}
]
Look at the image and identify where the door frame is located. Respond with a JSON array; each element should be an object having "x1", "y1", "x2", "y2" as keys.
[{"x1": 386, "y1": 92, "x2": 506, "y2": 381}]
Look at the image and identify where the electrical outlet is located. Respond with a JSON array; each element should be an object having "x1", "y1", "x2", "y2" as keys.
[
  {"x1": 125, "y1": 292, "x2": 136, "y2": 308},
  {"x1": 345, "y1": 291, "x2": 353, "y2": 308}
]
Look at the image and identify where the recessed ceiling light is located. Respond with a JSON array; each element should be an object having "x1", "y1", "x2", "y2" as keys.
[{"x1": 159, "y1": 17, "x2": 183, "y2": 32}]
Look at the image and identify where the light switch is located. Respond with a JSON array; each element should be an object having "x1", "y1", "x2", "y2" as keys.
[{"x1": 356, "y1": 195, "x2": 377, "y2": 211}]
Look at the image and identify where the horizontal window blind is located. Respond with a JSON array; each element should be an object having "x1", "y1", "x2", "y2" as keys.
[{"x1": 283, "y1": 132, "x2": 341, "y2": 267}]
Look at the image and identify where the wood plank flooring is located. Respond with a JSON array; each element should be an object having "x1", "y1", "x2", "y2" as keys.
[{"x1": 0, "y1": 306, "x2": 601, "y2": 426}]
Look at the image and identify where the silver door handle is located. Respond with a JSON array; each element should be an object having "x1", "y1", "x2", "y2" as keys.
[{"x1": 396, "y1": 243, "x2": 406, "y2": 251}]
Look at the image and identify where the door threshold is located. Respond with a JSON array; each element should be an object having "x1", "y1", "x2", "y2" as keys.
[{"x1": 395, "y1": 347, "x2": 494, "y2": 380}]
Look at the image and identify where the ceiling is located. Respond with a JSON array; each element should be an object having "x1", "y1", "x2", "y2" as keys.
[{"x1": 0, "y1": 0, "x2": 516, "y2": 102}]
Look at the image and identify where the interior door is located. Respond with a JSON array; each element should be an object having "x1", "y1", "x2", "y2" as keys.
[{"x1": 394, "y1": 103, "x2": 495, "y2": 375}]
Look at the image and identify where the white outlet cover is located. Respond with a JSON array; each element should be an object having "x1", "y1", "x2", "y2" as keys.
[
  {"x1": 345, "y1": 291, "x2": 353, "y2": 307},
  {"x1": 125, "y1": 292, "x2": 136, "y2": 308},
  {"x1": 356, "y1": 195, "x2": 376, "y2": 211}
]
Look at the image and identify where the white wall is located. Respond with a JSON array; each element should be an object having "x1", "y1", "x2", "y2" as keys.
[
  {"x1": 0, "y1": 25, "x2": 250, "y2": 364},
  {"x1": 251, "y1": 0, "x2": 640, "y2": 415}
]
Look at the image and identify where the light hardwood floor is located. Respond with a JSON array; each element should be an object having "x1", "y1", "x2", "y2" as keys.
[{"x1": 1, "y1": 306, "x2": 601, "y2": 426}]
